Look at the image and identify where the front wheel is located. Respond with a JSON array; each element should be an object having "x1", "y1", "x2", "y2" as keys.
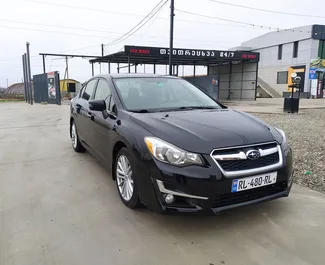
[
  {"x1": 71, "y1": 121, "x2": 85, "y2": 153},
  {"x1": 115, "y1": 148, "x2": 141, "y2": 209}
]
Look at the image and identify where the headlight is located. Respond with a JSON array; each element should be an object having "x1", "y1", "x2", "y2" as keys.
[
  {"x1": 144, "y1": 137, "x2": 203, "y2": 166},
  {"x1": 275, "y1": 128, "x2": 287, "y2": 145}
]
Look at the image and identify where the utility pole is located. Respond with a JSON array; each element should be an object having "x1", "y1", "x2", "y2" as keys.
[
  {"x1": 26, "y1": 42, "x2": 33, "y2": 105},
  {"x1": 6, "y1": 78, "x2": 8, "y2": 89},
  {"x1": 169, "y1": 0, "x2": 175, "y2": 76},
  {"x1": 65, "y1": 56, "x2": 69, "y2": 95},
  {"x1": 101, "y1": 44, "x2": 104, "y2": 57}
]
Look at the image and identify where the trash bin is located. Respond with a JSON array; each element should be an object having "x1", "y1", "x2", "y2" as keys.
[{"x1": 283, "y1": 97, "x2": 300, "y2": 113}]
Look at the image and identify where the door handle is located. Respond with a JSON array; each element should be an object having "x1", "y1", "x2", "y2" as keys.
[{"x1": 87, "y1": 112, "x2": 93, "y2": 119}]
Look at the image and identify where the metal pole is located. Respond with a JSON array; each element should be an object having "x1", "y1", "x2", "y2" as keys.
[
  {"x1": 117, "y1": 63, "x2": 120, "y2": 73},
  {"x1": 26, "y1": 42, "x2": 33, "y2": 105},
  {"x1": 128, "y1": 56, "x2": 131, "y2": 73},
  {"x1": 91, "y1": 62, "x2": 94, "y2": 76},
  {"x1": 108, "y1": 60, "x2": 111, "y2": 74},
  {"x1": 22, "y1": 54, "x2": 27, "y2": 102},
  {"x1": 24, "y1": 53, "x2": 30, "y2": 103},
  {"x1": 42, "y1": 55, "x2": 46, "y2": 73},
  {"x1": 254, "y1": 61, "x2": 259, "y2": 101},
  {"x1": 153, "y1": 63, "x2": 156, "y2": 74},
  {"x1": 100, "y1": 45, "x2": 104, "y2": 75},
  {"x1": 66, "y1": 56, "x2": 69, "y2": 95},
  {"x1": 240, "y1": 62, "x2": 244, "y2": 100},
  {"x1": 228, "y1": 61, "x2": 232, "y2": 100},
  {"x1": 218, "y1": 60, "x2": 221, "y2": 101},
  {"x1": 193, "y1": 64, "x2": 196, "y2": 77},
  {"x1": 135, "y1": 64, "x2": 137, "y2": 73},
  {"x1": 169, "y1": 0, "x2": 175, "y2": 75}
]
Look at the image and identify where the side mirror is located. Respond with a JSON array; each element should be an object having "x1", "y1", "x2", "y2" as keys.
[{"x1": 89, "y1": 100, "x2": 106, "y2": 111}]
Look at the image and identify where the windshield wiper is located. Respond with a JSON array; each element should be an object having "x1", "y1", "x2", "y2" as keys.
[
  {"x1": 178, "y1": 106, "x2": 218, "y2": 110},
  {"x1": 130, "y1": 109, "x2": 150, "y2": 113}
]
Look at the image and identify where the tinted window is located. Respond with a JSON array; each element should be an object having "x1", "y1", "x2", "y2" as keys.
[
  {"x1": 277, "y1": 71, "x2": 288, "y2": 84},
  {"x1": 94, "y1": 79, "x2": 111, "y2": 108},
  {"x1": 113, "y1": 77, "x2": 221, "y2": 111},
  {"x1": 293, "y1": 41, "x2": 299, "y2": 58},
  {"x1": 82, "y1": 80, "x2": 97, "y2": 101},
  {"x1": 278, "y1": 44, "x2": 283, "y2": 60},
  {"x1": 78, "y1": 85, "x2": 86, "y2": 98}
]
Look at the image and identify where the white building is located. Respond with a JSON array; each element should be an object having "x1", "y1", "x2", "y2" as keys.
[{"x1": 234, "y1": 24, "x2": 325, "y2": 97}]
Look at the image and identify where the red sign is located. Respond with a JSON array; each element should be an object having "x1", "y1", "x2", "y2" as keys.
[
  {"x1": 241, "y1": 54, "x2": 257, "y2": 59},
  {"x1": 129, "y1": 49, "x2": 150, "y2": 54}
]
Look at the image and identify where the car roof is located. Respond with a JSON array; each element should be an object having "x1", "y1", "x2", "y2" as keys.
[{"x1": 94, "y1": 73, "x2": 180, "y2": 79}]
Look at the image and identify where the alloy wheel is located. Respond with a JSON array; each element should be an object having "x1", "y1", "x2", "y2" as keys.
[
  {"x1": 71, "y1": 123, "x2": 77, "y2": 149},
  {"x1": 116, "y1": 155, "x2": 134, "y2": 201}
]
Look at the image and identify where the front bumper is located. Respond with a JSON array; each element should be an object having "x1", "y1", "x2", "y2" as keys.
[{"x1": 136, "y1": 146, "x2": 293, "y2": 214}]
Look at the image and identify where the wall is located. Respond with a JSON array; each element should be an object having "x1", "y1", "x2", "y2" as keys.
[
  {"x1": 209, "y1": 61, "x2": 257, "y2": 100},
  {"x1": 241, "y1": 25, "x2": 313, "y2": 50},
  {"x1": 252, "y1": 38, "x2": 319, "y2": 94}
]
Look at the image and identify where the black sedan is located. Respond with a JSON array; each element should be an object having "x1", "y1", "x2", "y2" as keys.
[{"x1": 70, "y1": 74, "x2": 293, "y2": 214}]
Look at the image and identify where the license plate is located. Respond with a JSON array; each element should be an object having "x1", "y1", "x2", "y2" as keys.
[{"x1": 231, "y1": 172, "x2": 277, "y2": 193}]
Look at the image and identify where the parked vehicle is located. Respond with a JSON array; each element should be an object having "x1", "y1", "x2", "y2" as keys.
[{"x1": 70, "y1": 74, "x2": 293, "y2": 213}]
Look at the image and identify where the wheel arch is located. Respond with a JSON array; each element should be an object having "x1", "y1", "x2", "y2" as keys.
[
  {"x1": 69, "y1": 117, "x2": 74, "y2": 138},
  {"x1": 111, "y1": 141, "x2": 127, "y2": 180}
]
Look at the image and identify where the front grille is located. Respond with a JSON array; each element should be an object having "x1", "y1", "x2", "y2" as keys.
[
  {"x1": 218, "y1": 152, "x2": 279, "y2": 171},
  {"x1": 211, "y1": 142, "x2": 282, "y2": 175},
  {"x1": 208, "y1": 182, "x2": 286, "y2": 208}
]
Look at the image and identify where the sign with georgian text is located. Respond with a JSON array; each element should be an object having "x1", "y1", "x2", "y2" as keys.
[{"x1": 124, "y1": 45, "x2": 259, "y2": 61}]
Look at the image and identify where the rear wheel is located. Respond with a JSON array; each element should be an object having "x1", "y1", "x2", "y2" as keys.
[
  {"x1": 71, "y1": 121, "x2": 85, "y2": 153},
  {"x1": 115, "y1": 148, "x2": 141, "y2": 209}
]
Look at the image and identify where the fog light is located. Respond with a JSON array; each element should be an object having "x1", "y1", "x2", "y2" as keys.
[{"x1": 164, "y1": 194, "x2": 175, "y2": 204}]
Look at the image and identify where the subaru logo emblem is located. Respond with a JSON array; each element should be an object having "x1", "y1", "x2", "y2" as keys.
[{"x1": 246, "y1": 150, "x2": 260, "y2": 160}]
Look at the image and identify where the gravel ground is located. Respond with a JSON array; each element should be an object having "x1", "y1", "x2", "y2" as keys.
[{"x1": 254, "y1": 109, "x2": 325, "y2": 194}]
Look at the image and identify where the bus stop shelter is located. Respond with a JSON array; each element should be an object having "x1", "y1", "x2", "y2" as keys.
[{"x1": 89, "y1": 45, "x2": 260, "y2": 100}]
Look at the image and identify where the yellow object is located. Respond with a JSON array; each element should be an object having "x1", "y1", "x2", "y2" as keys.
[
  {"x1": 287, "y1": 67, "x2": 304, "y2": 92},
  {"x1": 59, "y1": 79, "x2": 81, "y2": 93}
]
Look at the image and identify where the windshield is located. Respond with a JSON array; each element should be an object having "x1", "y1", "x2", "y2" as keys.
[{"x1": 113, "y1": 77, "x2": 221, "y2": 112}]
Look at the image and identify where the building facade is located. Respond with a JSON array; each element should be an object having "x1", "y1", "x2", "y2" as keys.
[{"x1": 235, "y1": 25, "x2": 325, "y2": 97}]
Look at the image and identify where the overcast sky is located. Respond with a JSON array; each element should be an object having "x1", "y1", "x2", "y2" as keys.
[{"x1": 0, "y1": 0, "x2": 324, "y2": 87}]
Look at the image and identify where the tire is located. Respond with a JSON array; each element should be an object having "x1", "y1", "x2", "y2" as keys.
[
  {"x1": 114, "y1": 147, "x2": 141, "y2": 209},
  {"x1": 71, "y1": 121, "x2": 86, "y2": 153}
]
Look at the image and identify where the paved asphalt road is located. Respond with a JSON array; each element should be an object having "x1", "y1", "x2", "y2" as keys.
[{"x1": 1, "y1": 102, "x2": 325, "y2": 265}]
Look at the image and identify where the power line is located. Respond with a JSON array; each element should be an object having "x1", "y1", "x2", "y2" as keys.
[
  {"x1": 0, "y1": 25, "x2": 120, "y2": 39},
  {"x1": 0, "y1": 18, "x2": 123, "y2": 35},
  {"x1": 175, "y1": 9, "x2": 311, "y2": 33},
  {"x1": 142, "y1": 0, "x2": 166, "y2": 36},
  {"x1": 209, "y1": 0, "x2": 325, "y2": 19},
  {"x1": 21, "y1": 0, "x2": 146, "y2": 18},
  {"x1": 18, "y1": 0, "x2": 287, "y2": 29},
  {"x1": 0, "y1": 19, "x2": 238, "y2": 44},
  {"x1": 104, "y1": 0, "x2": 168, "y2": 46}
]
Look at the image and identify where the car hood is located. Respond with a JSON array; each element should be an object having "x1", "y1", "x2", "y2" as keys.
[{"x1": 131, "y1": 109, "x2": 281, "y2": 154}]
